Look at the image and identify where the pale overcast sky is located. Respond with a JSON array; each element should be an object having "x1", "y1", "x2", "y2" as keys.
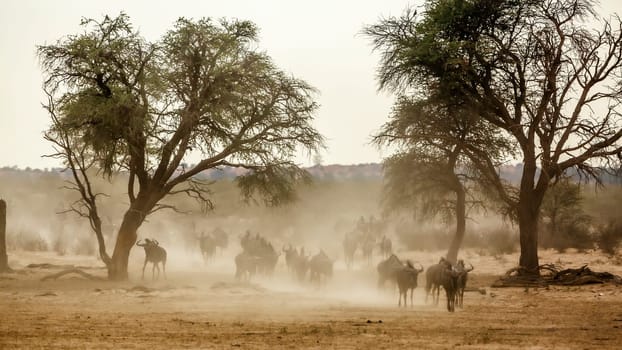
[{"x1": 1, "y1": 0, "x2": 620, "y2": 169}]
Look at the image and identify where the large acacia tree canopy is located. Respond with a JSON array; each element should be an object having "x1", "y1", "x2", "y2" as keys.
[
  {"x1": 367, "y1": 0, "x2": 622, "y2": 186},
  {"x1": 39, "y1": 14, "x2": 324, "y2": 207},
  {"x1": 366, "y1": 0, "x2": 622, "y2": 272}
]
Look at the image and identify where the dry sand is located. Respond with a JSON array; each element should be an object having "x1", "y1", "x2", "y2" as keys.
[{"x1": 1, "y1": 249, "x2": 621, "y2": 349}]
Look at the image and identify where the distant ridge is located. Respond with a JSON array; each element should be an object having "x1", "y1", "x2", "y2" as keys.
[{"x1": 1, "y1": 163, "x2": 620, "y2": 184}]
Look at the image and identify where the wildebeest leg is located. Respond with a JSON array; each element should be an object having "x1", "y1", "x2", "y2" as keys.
[
  {"x1": 410, "y1": 288, "x2": 414, "y2": 308},
  {"x1": 446, "y1": 289, "x2": 454, "y2": 312},
  {"x1": 162, "y1": 261, "x2": 167, "y2": 280},
  {"x1": 142, "y1": 259, "x2": 148, "y2": 280},
  {"x1": 460, "y1": 290, "x2": 464, "y2": 307},
  {"x1": 152, "y1": 262, "x2": 157, "y2": 280}
]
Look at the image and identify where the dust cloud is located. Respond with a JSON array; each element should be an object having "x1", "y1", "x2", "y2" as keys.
[{"x1": 1, "y1": 167, "x2": 513, "y2": 309}]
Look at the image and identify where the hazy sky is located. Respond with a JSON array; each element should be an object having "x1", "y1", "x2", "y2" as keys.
[{"x1": 1, "y1": 0, "x2": 620, "y2": 169}]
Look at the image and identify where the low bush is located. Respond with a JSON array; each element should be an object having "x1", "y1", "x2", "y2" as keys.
[{"x1": 595, "y1": 220, "x2": 622, "y2": 255}]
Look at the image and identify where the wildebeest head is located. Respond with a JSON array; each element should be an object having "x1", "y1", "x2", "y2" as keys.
[
  {"x1": 136, "y1": 238, "x2": 159, "y2": 247},
  {"x1": 405, "y1": 260, "x2": 424, "y2": 273}
]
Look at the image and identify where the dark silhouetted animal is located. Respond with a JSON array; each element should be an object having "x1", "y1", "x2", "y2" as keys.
[
  {"x1": 308, "y1": 250, "x2": 333, "y2": 285},
  {"x1": 379, "y1": 235, "x2": 392, "y2": 259},
  {"x1": 360, "y1": 234, "x2": 375, "y2": 266},
  {"x1": 198, "y1": 228, "x2": 228, "y2": 263},
  {"x1": 439, "y1": 264, "x2": 461, "y2": 312},
  {"x1": 234, "y1": 251, "x2": 260, "y2": 281},
  {"x1": 136, "y1": 238, "x2": 167, "y2": 280},
  {"x1": 396, "y1": 261, "x2": 424, "y2": 307},
  {"x1": 292, "y1": 247, "x2": 310, "y2": 282},
  {"x1": 425, "y1": 257, "x2": 452, "y2": 305},
  {"x1": 454, "y1": 260, "x2": 474, "y2": 308},
  {"x1": 198, "y1": 233, "x2": 217, "y2": 263},
  {"x1": 283, "y1": 244, "x2": 298, "y2": 273},
  {"x1": 236, "y1": 231, "x2": 280, "y2": 280},
  {"x1": 343, "y1": 233, "x2": 358, "y2": 269},
  {"x1": 377, "y1": 254, "x2": 404, "y2": 288}
]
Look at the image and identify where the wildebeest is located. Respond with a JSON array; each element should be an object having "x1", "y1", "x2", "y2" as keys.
[
  {"x1": 136, "y1": 238, "x2": 167, "y2": 280},
  {"x1": 360, "y1": 234, "x2": 375, "y2": 266},
  {"x1": 234, "y1": 251, "x2": 259, "y2": 282},
  {"x1": 396, "y1": 260, "x2": 424, "y2": 307},
  {"x1": 343, "y1": 233, "x2": 358, "y2": 269},
  {"x1": 454, "y1": 260, "x2": 474, "y2": 308},
  {"x1": 425, "y1": 257, "x2": 452, "y2": 305},
  {"x1": 235, "y1": 231, "x2": 280, "y2": 280},
  {"x1": 257, "y1": 248, "x2": 279, "y2": 276},
  {"x1": 308, "y1": 250, "x2": 333, "y2": 285},
  {"x1": 198, "y1": 228, "x2": 228, "y2": 263},
  {"x1": 439, "y1": 263, "x2": 462, "y2": 312},
  {"x1": 198, "y1": 233, "x2": 217, "y2": 263},
  {"x1": 292, "y1": 247, "x2": 310, "y2": 282},
  {"x1": 283, "y1": 244, "x2": 298, "y2": 273},
  {"x1": 379, "y1": 235, "x2": 392, "y2": 259},
  {"x1": 377, "y1": 254, "x2": 404, "y2": 288}
]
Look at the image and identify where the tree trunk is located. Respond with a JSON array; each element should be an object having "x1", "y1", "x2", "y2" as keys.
[
  {"x1": 108, "y1": 209, "x2": 143, "y2": 280},
  {"x1": 91, "y1": 215, "x2": 112, "y2": 267},
  {"x1": 0, "y1": 199, "x2": 11, "y2": 273},
  {"x1": 518, "y1": 199, "x2": 540, "y2": 273},
  {"x1": 446, "y1": 186, "x2": 466, "y2": 264}
]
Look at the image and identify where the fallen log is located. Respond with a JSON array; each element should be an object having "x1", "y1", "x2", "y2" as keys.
[{"x1": 492, "y1": 264, "x2": 622, "y2": 288}]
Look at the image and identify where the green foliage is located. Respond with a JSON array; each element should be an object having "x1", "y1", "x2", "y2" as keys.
[
  {"x1": 236, "y1": 165, "x2": 312, "y2": 207},
  {"x1": 366, "y1": 0, "x2": 622, "y2": 270},
  {"x1": 381, "y1": 152, "x2": 455, "y2": 221},
  {"x1": 39, "y1": 13, "x2": 324, "y2": 214},
  {"x1": 39, "y1": 14, "x2": 324, "y2": 275},
  {"x1": 372, "y1": 71, "x2": 515, "y2": 228}
]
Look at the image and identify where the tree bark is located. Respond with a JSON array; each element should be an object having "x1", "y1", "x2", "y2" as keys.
[
  {"x1": 518, "y1": 200, "x2": 540, "y2": 272},
  {"x1": 0, "y1": 199, "x2": 11, "y2": 273},
  {"x1": 446, "y1": 185, "x2": 466, "y2": 264},
  {"x1": 108, "y1": 209, "x2": 144, "y2": 280},
  {"x1": 91, "y1": 214, "x2": 112, "y2": 267},
  {"x1": 515, "y1": 149, "x2": 546, "y2": 274}
]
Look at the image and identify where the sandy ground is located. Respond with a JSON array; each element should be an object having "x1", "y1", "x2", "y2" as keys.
[{"x1": 1, "y1": 249, "x2": 622, "y2": 349}]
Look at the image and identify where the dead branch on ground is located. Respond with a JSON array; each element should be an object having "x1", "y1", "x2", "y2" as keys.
[
  {"x1": 40, "y1": 268, "x2": 106, "y2": 281},
  {"x1": 492, "y1": 264, "x2": 622, "y2": 288}
]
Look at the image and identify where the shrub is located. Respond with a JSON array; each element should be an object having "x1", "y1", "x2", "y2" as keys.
[
  {"x1": 478, "y1": 228, "x2": 518, "y2": 255},
  {"x1": 396, "y1": 221, "x2": 518, "y2": 255},
  {"x1": 595, "y1": 220, "x2": 622, "y2": 255},
  {"x1": 8, "y1": 229, "x2": 49, "y2": 251},
  {"x1": 540, "y1": 220, "x2": 594, "y2": 253}
]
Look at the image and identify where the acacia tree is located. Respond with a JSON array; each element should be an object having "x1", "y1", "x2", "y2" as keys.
[
  {"x1": 366, "y1": 0, "x2": 622, "y2": 273},
  {"x1": 39, "y1": 14, "x2": 324, "y2": 280},
  {"x1": 373, "y1": 95, "x2": 514, "y2": 263}
]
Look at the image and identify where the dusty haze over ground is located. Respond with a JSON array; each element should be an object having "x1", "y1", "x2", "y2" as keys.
[{"x1": 1, "y1": 169, "x2": 622, "y2": 348}]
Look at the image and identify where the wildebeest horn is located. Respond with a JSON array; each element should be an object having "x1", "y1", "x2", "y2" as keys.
[
  {"x1": 136, "y1": 239, "x2": 144, "y2": 246},
  {"x1": 417, "y1": 262, "x2": 424, "y2": 272},
  {"x1": 467, "y1": 262, "x2": 474, "y2": 272},
  {"x1": 153, "y1": 239, "x2": 159, "y2": 246}
]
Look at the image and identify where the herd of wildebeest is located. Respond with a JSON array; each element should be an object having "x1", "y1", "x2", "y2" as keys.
[{"x1": 135, "y1": 218, "x2": 475, "y2": 312}]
